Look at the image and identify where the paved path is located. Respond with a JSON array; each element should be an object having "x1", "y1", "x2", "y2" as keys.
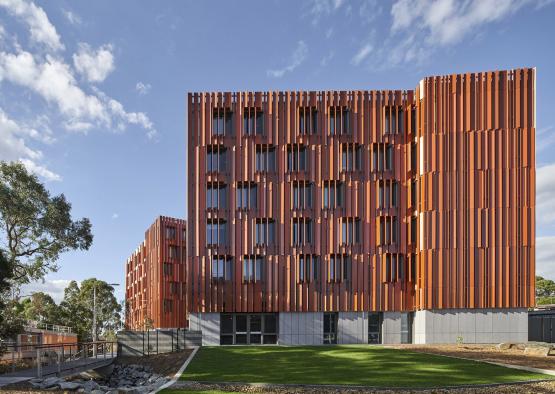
[{"x1": 0, "y1": 356, "x2": 115, "y2": 387}]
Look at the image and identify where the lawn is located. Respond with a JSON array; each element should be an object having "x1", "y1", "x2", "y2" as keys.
[{"x1": 176, "y1": 346, "x2": 552, "y2": 388}]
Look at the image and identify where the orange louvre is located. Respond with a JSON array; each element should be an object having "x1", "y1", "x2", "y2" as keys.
[
  {"x1": 125, "y1": 216, "x2": 187, "y2": 329},
  {"x1": 186, "y1": 68, "x2": 535, "y2": 315}
]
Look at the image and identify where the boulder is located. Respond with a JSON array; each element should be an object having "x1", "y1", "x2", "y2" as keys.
[
  {"x1": 83, "y1": 380, "x2": 101, "y2": 392},
  {"x1": 524, "y1": 342, "x2": 554, "y2": 357},
  {"x1": 497, "y1": 342, "x2": 513, "y2": 350},
  {"x1": 41, "y1": 377, "x2": 62, "y2": 389},
  {"x1": 59, "y1": 381, "x2": 82, "y2": 390}
]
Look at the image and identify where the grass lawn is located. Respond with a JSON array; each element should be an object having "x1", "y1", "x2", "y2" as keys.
[{"x1": 176, "y1": 345, "x2": 552, "y2": 388}]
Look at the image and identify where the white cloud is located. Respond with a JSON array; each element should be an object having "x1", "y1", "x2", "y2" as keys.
[
  {"x1": 537, "y1": 236, "x2": 555, "y2": 280},
  {"x1": 135, "y1": 81, "x2": 151, "y2": 95},
  {"x1": 0, "y1": 108, "x2": 60, "y2": 181},
  {"x1": 351, "y1": 43, "x2": 373, "y2": 66},
  {"x1": 20, "y1": 278, "x2": 73, "y2": 303},
  {"x1": 306, "y1": 0, "x2": 345, "y2": 24},
  {"x1": 267, "y1": 41, "x2": 308, "y2": 78},
  {"x1": 388, "y1": 0, "x2": 540, "y2": 66},
  {"x1": 112, "y1": 213, "x2": 119, "y2": 219},
  {"x1": 73, "y1": 43, "x2": 115, "y2": 83},
  {"x1": 0, "y1": 0, "x2": 64, "y2": 51},
  {"x1": 62, "y1": 9, "x2": 81, "y2": 25},
  {"x1": 320, "y1": 50, "x2": 334, "y2": 67},
  {"x1": 537, "y1": 162, "x2": 555, "y2": 226}
]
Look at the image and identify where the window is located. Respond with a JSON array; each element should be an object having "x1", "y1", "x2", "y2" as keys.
[
  {"x1": 182, "y1": 228, "x2": 186, "y2": 240},
  {"x1": 322, "y1": 181, "x2": 344, "y2": 209},
  {"x1": 206, "y1": 145, "x2": 227, "y2": 172},
  {"x1": 328, "y1": 254, "x2": 351, "y2": 282},
  {"x1": 206, "y1": 219, "x2": 226, "y2": 246},
  {"x1": 401, "y1": 313, "x2": 413, "y2": 344},
  {"x1": 379, "y1": 216, "x2": 398, "y2": 246},
  {"x1": 255, "y1": 145, "x2": 276, "y2": 172},
  {"x1": 242, "y1": 255, "x2": 264, "y2": 282},
  {"x1": 329, "y1": 107, "x2": 350, "y2": 135},
  {"x1": 292, "y1": 181, "x2": 313, "y2": 209},
  {"x1": 411, "y1": 142, "x2": 417, "y2": 172},
  {"x1": 292, "y1": 218, "x2": 312, "y2": 246},
  {"x1": 378, "y1": 180, "x2": 398, "y2": 209},
  {"x1": 169, "y1": 281, "x2": 179, "y2": 295},
  {"x1": 384, "y1": 253, "x2": 406, "y2": 282},
  {"x1": 410, "y1": 216, "x2": 417, "y2": 244},
  {"x1": 299, "y1": 107, "x2": 317, "y2": 135},
  {"x1": 211, "y1": 255, "x2": 233, "y2": 281},
  {"x1": 163, "y1": 262, "x2": 172, "y2": 276},
  {"x1": 212, "y1": 109, "x2": 233, "y2": 136},
  {"x1": 206, "y1": 183, "x2": 227, "y2": 209},
  {"x1": 341, "y1": 144, "x2": 362, "y2": 171},
  {"x1": 411, "y1": 179, "x2": 417, "y2": 208},
  {"x1": 287, "y1": 145, "x2": 307, "y2": 172},
  {"x1": 341, "y1": 217, "x2": 361, "y2": 245},
  {"x1": 236, "y1": 182, "x2": 257, "y2": 210},
  {"x1": 243, "y1": 107, "x2": 264, "y2": 135},
  {"x1": 163, "y1": 299, "x2": 173, "y2": 313},
  {"x1": 169, "y1": 245, "x2": 179, "y2": 259},
  {"x1": 297, "y1": 255, "x2": 320, "y2": 283},
  {"x1": 372, "y1": 144, "x2": 394, "y2": 172},
  {"x1": 165, "y1": 226, "x2": 176, "y2": 239},
  {"x1": 255, "y1": 218, "x2": 275, "y2": 246},
  {"x1": 411, "y1": 106, "x2": 416, "y2": 134}
]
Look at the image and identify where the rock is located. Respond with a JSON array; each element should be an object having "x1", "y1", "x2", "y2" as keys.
[
  {"x1": 59, "y1": 381, "x2": 82, "y2": 390},
  {"x1": 83, "y1": 380, "x2": 101, "y2": 392},
  {"x1": 497, "y1": 342, "x2": 513, "y2": 350},
  {"x1": 41, "y1": 377, "x2": 62, "y2": 389},
  {"x1": 524, "y1": 342, "x2": 554, "y2": 357},
  {"x1": 90, "y1": 390, "x2": 105, "y2": 394}
]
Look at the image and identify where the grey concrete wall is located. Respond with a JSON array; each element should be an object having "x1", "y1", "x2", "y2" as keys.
[
  {"x1": 279, "y1": 312, "x2": 323, "y2": 345},
  {"x1": 414, "y1": 308, "x2": 528, "y2": 344},
  {"x1": 338, "y1": 312, "x2": 367, "y2": 344},
  {"x1": 382, "y1": 312, "x2": 402, "y2": 344},
  {"x1": 188, "y1": 313, "x2": 220, "y2": 346}
]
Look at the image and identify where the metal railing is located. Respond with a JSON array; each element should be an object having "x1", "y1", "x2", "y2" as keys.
[
  {"x1": 25, "y1": 321, "x2": 73, "y2": 333},
  {"x1": 1, "y1": 341, "x2": 117, "y2": 378}
]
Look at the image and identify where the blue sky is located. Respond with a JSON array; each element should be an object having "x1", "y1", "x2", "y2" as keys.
[{"x1": 1, "y1": 0, "x2": 554, "y2": 302}]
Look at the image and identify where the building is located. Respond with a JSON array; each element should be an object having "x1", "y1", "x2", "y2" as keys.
[
  {"x1": 125, "y1": 216, "x2": 187, "y2": 329},
  {"x1": 186, "y1": 68, "x2": 536, "y2": 345}
]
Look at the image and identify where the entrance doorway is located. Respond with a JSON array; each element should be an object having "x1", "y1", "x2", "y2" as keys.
[
  {"x1": 220, "y1": 313, "x2": 278, "y2": 345},
  {"x1": 368, "y1": 312, "x2": 382, "y2": 344},
  {"x1": 323, "y1": 313, "x2": 338, "y2": 344}
]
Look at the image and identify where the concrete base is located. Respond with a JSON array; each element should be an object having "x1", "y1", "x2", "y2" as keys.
[
  {"x1": 338, "y1": 312, "x2": 367, "y2": 344},
  {"x1": 279, "y1": 312, "x2": 323, "y2": 345},
  {"x1": 413, "y1": 308, "x2": 528, "y2": 344},
  {"x1": 188, "y1": 313, "x2": 220, "y2": 346}
]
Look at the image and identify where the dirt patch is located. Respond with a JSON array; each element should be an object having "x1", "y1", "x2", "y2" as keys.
[
  {"x1": 115, "y1": 349, "x2": 193, "y2": 378},
  {"x1": 390, "y1": 344, "x2": 555, "y2": 371},
  {"x1": 176, "y1": 380, "x2": 555, "y2": 393}
]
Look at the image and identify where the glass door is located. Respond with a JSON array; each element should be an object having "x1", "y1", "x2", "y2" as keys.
[
  {"x1": 368, "y1": 312, "x2": 382, "y2": 344},
  {"x1": 323, "y1": 313, "x2": 338, "y2": 344}
]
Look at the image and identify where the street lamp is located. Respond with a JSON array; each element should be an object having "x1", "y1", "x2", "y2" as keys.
[{"x1": 92, "y1": 282, "x2": 119, "y2": 356}]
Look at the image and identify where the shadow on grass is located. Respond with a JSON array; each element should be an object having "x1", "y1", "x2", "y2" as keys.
[{"x1": 179, "y1": 346, "x2": 552, "y2": 388}]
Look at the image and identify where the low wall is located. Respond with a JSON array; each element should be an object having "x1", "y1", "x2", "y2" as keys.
[{"x1": 117, "y1": 329, "x2": 201, "y2": 356}]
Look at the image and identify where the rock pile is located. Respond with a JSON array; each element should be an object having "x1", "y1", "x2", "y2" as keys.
[{"x1": 29, "y1": 363, "x2": 170, "y2": 393}]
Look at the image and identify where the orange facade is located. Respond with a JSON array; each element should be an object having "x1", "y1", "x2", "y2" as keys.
[
  {"x1": 125, "y1": 216, "x2": 187, "y2": 328},
  {"x1": 186, "y1": 68, "x2": 535, "y2": 316}
]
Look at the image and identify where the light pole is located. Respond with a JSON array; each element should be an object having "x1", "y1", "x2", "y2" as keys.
[{"x1": 92, "y1": 282, "x2": 119, "y2": 357}]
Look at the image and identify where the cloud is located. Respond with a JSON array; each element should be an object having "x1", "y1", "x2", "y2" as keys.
[
  {"x1": 388, "y1": 0, "x2": 542, "y2": 66},
  {"x1": 267, "y1": 40, "x2": 308, "y2": 78},
  {"x1": 112, "y1": 213, "x2": 119, "y2": 219},
  {"x1": 62, "y1": 9, "x2": 81, "y2": 25},
  {"x1": 135, "y1": 81, "x2": 151, "y2": 95},
  {"x1": 0, "y1": 108, "x2": 60, "y2": 181},
  {"x1": 0, "y1": 0, "x2": 64, "y2": 51},
  {"x1": 306, "y1": 0, "x2": 345, "y2": 24},
  {"x1": 320, "y1": 50, "x2": 334, "y2": 67},
  {"x1": 20, "y1": 278, "x2": 74, "y2": 303},
  {"x1": 537, "y1": 236, "x2": 555, "y2": 280},
  {"x1": 351, "y1": 43, "x2": 373, "y2": 66},
  {"x1": 73, "y1": 43, "x2": 115, "y2": 83},
  {"x1": 537, "y1": 162, "x2": 555, "y2": 226}
]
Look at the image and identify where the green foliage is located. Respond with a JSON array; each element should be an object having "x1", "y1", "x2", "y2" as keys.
[
  {"x1": 536, "y1": 276, "x2": 555, "y2": 305},
  {"x1": 59, "y1": 279, "x2": 121, "y2": 341},
  {"x1": 0, "y1": 161, "x2": 93, "y2": 284},
  {"x1": 20, "y1": 292, "x2": 61, "y2": 324},
  {"x1": 0, "y1": 250, "x2": 25, "y2": 346}
]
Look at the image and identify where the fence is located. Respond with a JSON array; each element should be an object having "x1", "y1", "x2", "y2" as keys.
[
  {"x1": 529, "y1": 310, "x2": 555, "y2": 343},
  {"x1": 117, "y1": 329, "x2": 201, "y2": 356}
]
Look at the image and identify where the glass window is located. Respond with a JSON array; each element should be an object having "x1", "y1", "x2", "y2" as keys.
[
  {"x1": 255, "y1": 145, "x2": 276, "y2": 172},
  {"x1": 287, "y1": 145, "x2": 307, "y2": 172},
  {"x1": 236, "y1": 183, "x2": 257, "y2": 210},
  {"x1": 206, "y1": 220, "x2": 226, "y2": 246}
]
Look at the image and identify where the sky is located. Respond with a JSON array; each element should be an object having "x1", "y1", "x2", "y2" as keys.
[{"x1": 1, "y1": 0, "x2": 555, "y2": 303}]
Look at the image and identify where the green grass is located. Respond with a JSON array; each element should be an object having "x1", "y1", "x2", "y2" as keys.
[{"x1": 176, "y1": 346, "x2": 552, "y2": 388}]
